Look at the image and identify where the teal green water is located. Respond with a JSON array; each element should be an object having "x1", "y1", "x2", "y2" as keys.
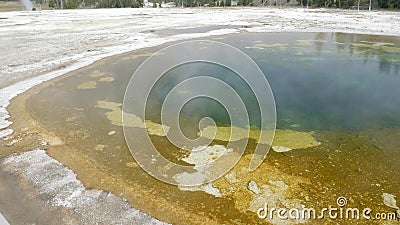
[
  {"x1": 240, "y1": 32, "x2": 400, "y2": 131},
  {"x1": 145, "y1": 32, "x2": 400, "y2": 132}
]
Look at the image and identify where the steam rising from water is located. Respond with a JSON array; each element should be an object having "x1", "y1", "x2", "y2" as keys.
[{"x1": 20, "y1": 0, "x2": 33, "y2": 10}]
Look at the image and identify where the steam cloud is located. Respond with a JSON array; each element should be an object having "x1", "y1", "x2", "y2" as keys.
[{"x1": 20, "y1": 0, "x2": 33, "y2": 10}]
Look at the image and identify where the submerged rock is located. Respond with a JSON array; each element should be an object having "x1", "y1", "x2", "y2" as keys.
[
  {"x1": 203, "y1": 183, "x2": 222, "y2": 197},
  {"x1": 272, "y1": 146, "x2": 292, "y2": 153},
  {"x1": 248, "y1": 180, "x2": 261, "y2": 195},
  {"x1": 181, "y1": 145, "x2": 233, "y2": 168},
  {"x1": 249, "y1": 182, "x2": 304, "y2": 225},
  {"x1": 176, "y1": 145, "x2": 234, "y2": 197},
  {"x1": 176, "y1": 182, "x2": 222, "y2": 198},
  {"x1": 382, "y1": 193, "x2": 399, "y2": 209},
  {"x1": 174, "y1": 171, "x2": 208, "y2": 187},
  {"x1": 175, "y1": 172, "x2": 222, "y2": 197},
  {"x1": 212, "y1": 153, "x2": 310, "y2": 218},
  {"x1": 224, "y1": 171, "x2": 240, "y2": 184}
]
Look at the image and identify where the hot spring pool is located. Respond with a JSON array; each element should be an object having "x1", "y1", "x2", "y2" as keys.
[{"x1": 24, "y1": 32, "x2": 400, "y2": 224}]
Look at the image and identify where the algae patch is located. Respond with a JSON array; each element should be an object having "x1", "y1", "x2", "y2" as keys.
[
  {"x1": 95, "y1": 100, "x2": 144, "y2": 128},
  {"x1": 122, "y1": 52, "x2": 164, "y2": 60},
  {"x1": 351, "y1": 42, "x2": 400, "y2": 53},
  {"x1": 126, "y1": 161, "x2": 139, "y2": 168},
  {"x1": 99, "y1": 77, "x2": 114, "y2": 82},
  {"x1": 253, "y1": 43, "x2": 289, "y2": 48},
  {"x1": 88, "y1": 70, "x2": 106, "y2": 78},
  {"x1": 246, "y1": 43, "x2": 289, "y2": 52},
  {"x1": 198, "y1": 125, "x2": 273, "y2": 144},
  {"x1": 198, "y1": 125, "x2": 320, "y2": 151},
  {"x1": 95, "y1": 144, "x2": 107, "y2": 151},
  {"x1": 77, "y1": 81, "x2": 97, "y2": 89},
  {"x1": 273, "y1": 129, "x2": 321, "y2": 150},
  {"x1": 95, "y1": 100, "x2": 169, "y2": 136}
]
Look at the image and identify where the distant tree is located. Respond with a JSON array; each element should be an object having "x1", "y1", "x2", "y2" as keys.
[
  {"x1": 238, "y1": 0, "x2": 248, "y2": 5},
  {"x1": 225, "y1": 0, "x2": 231, "y2": 5},
  {"x1": 48, "y1": 0, "x2": 57, "y2": 8},
  {"x1": 134, "y1": 0, "x2": 143, "y2": 7},
  {"x1": 64, "y1": 0, "x2": 78, "y2": 8},
  {"x1": 220, "y1": 0, "x2": 224, "y2": 5},
  {"x1": 180, "y1": 0, "x2": 192, "y2": 6}
]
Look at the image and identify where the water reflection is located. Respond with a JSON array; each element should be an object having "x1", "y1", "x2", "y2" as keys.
[
  {"x1": 331, "y1": 33, "x2": 399, "y2": 76},
  {"x1": 219, "y1": 33, "x2": 400, "y2": 131}
]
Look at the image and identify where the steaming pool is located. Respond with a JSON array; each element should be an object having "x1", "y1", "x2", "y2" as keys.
[{"x1": 5, "y1": 32, "x2": 400, "y2": 224}]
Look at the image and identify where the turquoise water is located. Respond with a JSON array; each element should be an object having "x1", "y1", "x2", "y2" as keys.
[
  {"x1": 240, "y1": 33, "x2": 400, "y2": 131},
  {"x1": 143, "y1": 32, "x2": 400, "y2": 132}
]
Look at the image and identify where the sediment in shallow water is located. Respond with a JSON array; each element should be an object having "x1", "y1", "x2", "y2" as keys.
[{"x1": 1, "y1": 150, "x2": 168, "y2": 225}]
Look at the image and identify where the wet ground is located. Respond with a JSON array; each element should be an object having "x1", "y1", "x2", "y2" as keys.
[
  {"x1": 0, "y1": 168, "x2": 80, "y2": 225},
  {"x1": 1, "y1": 32, "x2": 400, "y2": 224}
]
